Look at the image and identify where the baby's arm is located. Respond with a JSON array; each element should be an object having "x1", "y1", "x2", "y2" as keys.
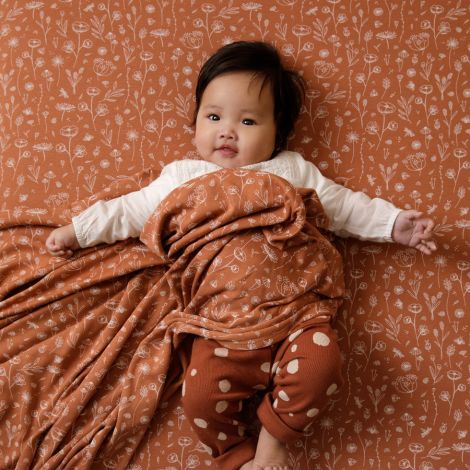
[
  {"x1": 46, "y1": 174, "x2": 166, "y2": 256},
  {"x1": 46, "y1": 224, "x2": 80, "y2": 256},
  {"x1": 392, "y1": 210, "x2": 436, "y2": 254},
  {"x1": 45, "y1": 190, "x2": 155, "y2": 256},
  {"x1": 294, "y1": 157, "x2": 436, "y2": 252},
  {"x1": 45, "y1": 162, "x2": 194, "y2": 256}
]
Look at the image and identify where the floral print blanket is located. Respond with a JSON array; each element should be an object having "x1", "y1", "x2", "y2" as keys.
[{"x1": 0, "y1": 169, "x2": 344, "y2": 469}]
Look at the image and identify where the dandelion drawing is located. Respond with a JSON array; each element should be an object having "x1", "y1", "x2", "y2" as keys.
[
  {"x1": 376, "y1": 30, "x2": 396, "y2": 49},
  {"x1": 126, "y1": 129, "x2": 139, "y2": 160},
  {"x1": 345, "y1": 131, "x2": 360, "y2": 161}
]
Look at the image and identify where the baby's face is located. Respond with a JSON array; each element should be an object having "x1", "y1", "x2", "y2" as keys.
[{"x1": 194, "y1": 71, "x2": 276, "y2": 168}]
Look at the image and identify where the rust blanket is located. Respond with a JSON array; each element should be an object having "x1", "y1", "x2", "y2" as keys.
[{"x1": 0, "y1": 169, "x2": 344, "y2": 469}]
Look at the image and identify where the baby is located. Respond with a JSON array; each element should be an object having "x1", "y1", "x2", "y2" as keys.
[{"x1": 46, "y1": 41, "x2": 436, "y2": 470}]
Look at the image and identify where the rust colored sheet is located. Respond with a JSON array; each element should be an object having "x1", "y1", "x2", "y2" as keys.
[{"x1": 0, "y1": 1, "x2": 468, "y2": 468}]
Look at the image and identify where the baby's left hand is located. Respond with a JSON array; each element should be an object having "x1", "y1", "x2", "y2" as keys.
[{"x1": 392, "y1": 210, "x2": 437, "y2": 255}]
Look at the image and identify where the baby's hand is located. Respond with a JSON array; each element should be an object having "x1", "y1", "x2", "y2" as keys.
[
  {"x1": 392, "y1": 210, "x2": 437, "y2": 255},
  {"x1": 46, "y1": 224, "x2": 80, "y2": 256}
]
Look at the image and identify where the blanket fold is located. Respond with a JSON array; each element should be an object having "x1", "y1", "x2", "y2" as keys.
[{"x1": 0, "y1": 169, "x2": 343, "y2": 469}]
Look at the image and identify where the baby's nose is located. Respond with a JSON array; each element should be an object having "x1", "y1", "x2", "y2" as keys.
[{"x1": 218, "y1": 125, "x2": 235, "y2": 139}]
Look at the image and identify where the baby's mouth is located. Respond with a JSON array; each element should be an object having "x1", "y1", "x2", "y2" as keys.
[{"x1": 216, "y1": 145, "x2": 238, "y2": 157}]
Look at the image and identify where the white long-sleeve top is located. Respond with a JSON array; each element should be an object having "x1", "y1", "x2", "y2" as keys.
[{"x1": 72, "y1": 151, "x2": 401, "y2": 248}]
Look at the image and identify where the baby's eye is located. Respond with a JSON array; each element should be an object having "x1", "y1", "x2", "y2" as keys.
[
  {"x1": 242, "y1": 118, "x2": 256, "y2": 126},
  {"x1": 208, "y1": 114, "x2": 220, "y2": 121}
]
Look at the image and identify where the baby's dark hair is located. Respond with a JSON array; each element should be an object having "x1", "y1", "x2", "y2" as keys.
[{"x1": 193, "y1": 41, "x2": 305, "y2": 152}]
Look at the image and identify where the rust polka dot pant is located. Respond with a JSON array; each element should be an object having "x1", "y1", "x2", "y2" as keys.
[{"x1": 182, "y1": 321, "x2": 343, "y2": 469}]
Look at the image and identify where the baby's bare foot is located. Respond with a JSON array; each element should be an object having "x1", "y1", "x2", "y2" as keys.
[
  {"x1": 251, "y1": 427, "x2": 292, "y2": 470},
  {"x1": 239, "y1": 459, "x2": 254, "y2": 470}
]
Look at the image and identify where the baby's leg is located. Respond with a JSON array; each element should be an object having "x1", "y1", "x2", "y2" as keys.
[
  {"x1": 182, "y1": 337, "x2": 272, "y2": 470},
  {"x1": 254, "y1": 322, "x2": 343, "y2": 469},
  {"x1": 240, "y1": 425, "x2": 291, "y2": 470}
]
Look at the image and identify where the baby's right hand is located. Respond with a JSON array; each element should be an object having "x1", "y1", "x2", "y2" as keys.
[{"x1": 46, "y1": 224, "x2": 80, "y2": 256}]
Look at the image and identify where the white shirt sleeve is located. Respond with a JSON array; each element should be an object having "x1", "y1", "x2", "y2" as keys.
[
  {"x1": 72, "y1": 160, "x2": 221, "y2": 248},
  {"x1": 72, "y1": 152, "x2": 401, "y2": 248},
  {"x1": 72, "y1": 163, "x2": 180, "y2": 248},
  {"x1": 289, "y1": 154, "x2": 401, "y2": 242}
]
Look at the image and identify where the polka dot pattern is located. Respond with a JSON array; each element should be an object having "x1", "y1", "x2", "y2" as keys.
[
  {"x1": 214, "y1": 347, "x2": 229, "y2": 357},
  {"x1": 194, "y1": 418, "x2": 208, "y2": 429},
  {"x1": 270, "y1": 361, "x2": 278, "y2": 373},
  {"x1": 287, "y1": 359, "x2": 299, "y2": 374},
  {"x1": 260, "y1": 362, "x2": 271, "y2": 373},
  {"x1": 218, "y1": 380, "x2": 231, "y2": 393},
  {"x1": 215, "y1": 401, "x2": 228, "y2": 413},
  {"x1": 313, "y1": 332, "x2": 331, "y2": 347},
  {"x1": 307, "y1": 408, "x2": 320, "y2": 418},
  {"x1": 326, "y1": 383, "x2": 338, "y2": 396},
  {"x1": 182, "y1": 326, "x2": 341, "y2": 465},
  {"x1": 289, "y1": 330, "x2": 303, "y2": 342}
]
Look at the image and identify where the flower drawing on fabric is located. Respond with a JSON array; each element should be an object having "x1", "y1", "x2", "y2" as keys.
[{"x1": 0, "y1": 0, "x2": 467, "y2": 468}]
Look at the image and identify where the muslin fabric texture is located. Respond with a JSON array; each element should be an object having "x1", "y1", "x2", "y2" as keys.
[
  {"x1": 0, "y1": 1, "x2": 467, "y2": 469},
  {"x1": 0, "y1": 170, "x2": 344, "y2": 468}
]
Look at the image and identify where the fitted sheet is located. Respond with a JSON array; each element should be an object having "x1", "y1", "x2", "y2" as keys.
[{"x1": 0, "y1": 1, "x2": 468, "y2": 468}]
